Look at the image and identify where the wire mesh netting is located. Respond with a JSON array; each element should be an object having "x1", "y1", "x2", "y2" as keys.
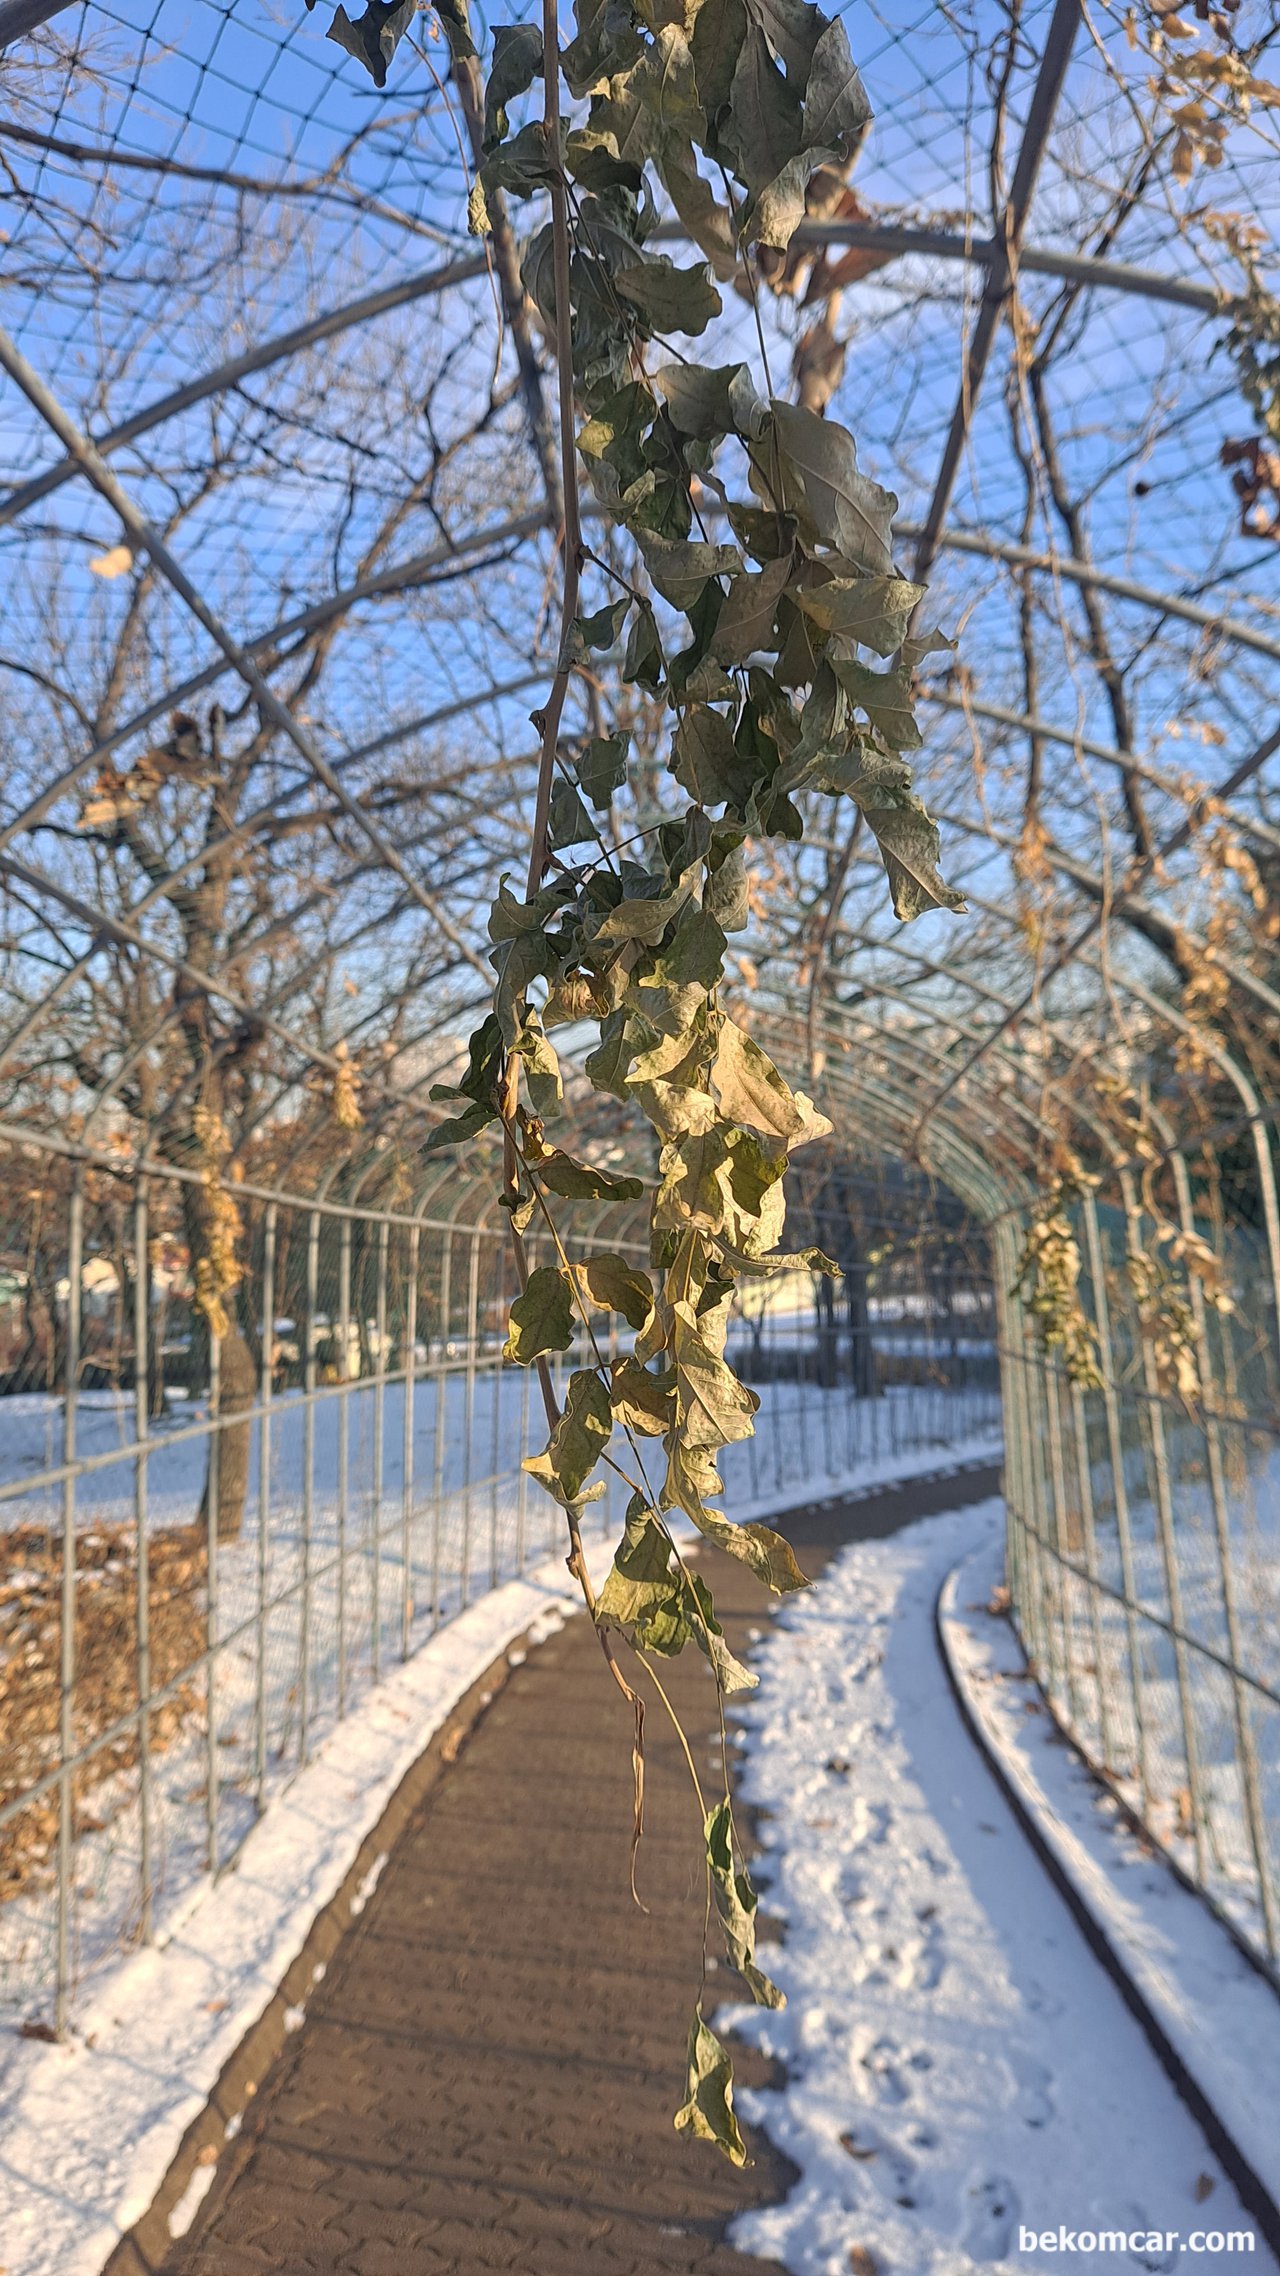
[{"x1": 1, "y1": 0, "x2": 1279, "y2": 2028}]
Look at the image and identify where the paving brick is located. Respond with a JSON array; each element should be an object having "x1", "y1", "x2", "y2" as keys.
[{"x1": 160, "y1": 1467, "x2": 999, "y2": 2276}]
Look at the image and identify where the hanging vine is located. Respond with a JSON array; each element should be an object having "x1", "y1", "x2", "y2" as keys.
[{"x1": 316, "y1": 0, "x2": 960, "y2": 2156}]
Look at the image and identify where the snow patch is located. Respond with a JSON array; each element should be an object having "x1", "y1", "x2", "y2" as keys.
[
  {"x1": 165, "y1": 2161, "x2": 215, "y2": 2241},
  {"x1": 724, "y1": 1500, "x2": 1277, "y2": 2275},
  {"x1": 0, "y1": 1548, "x2": 598, "y2": 2276},
  {"x1": 940, "y1": 1531, "x2": 1280, "y2": 2235}
]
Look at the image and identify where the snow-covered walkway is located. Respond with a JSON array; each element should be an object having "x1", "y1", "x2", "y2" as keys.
[{"x1": 727, "y1": 1500, "x2": 1278, "y2": 2275}]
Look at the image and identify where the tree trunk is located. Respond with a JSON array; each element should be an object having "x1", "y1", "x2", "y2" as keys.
[{"x1": 181, "y1": 1177, "x2": 254, "y2": 1541}]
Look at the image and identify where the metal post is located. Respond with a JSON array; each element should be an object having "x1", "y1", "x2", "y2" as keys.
[
  {"x1": 133, "y1": 1184, "x2": 154, "y2": 1941},
  {"x1": 431, "y1": 1228, "x2": 453, "y2": 1627},
  {"x1": 461, "y1": 1230, "x2": 480, "y2": 1608},
  {"x1": 372, "y1": 1217, "x2": 389, "y2": 1679},
  {"x1": 55, "y1": 1167, "x2": 83, "y2": 2036},
  {"x1": 1121, "y1": 1173, "x2": 1207, "y2": 1885},
  {"x1": 1070, "y1": 1378, "x2": 1114, "y2": 1770},
  {"x1": 516, "y1": 1355, "x2": 531, "y2": 1571},
  {"x1": 205, "y1": 1332, "x2": 221, "y2": 1875},
  {"x1": 256, "y1": 1204, "x2": 276, "y2": 1813},
  {"x1": 402, "y1": 1227, "x2": 419, "y2": 1656},
  {"x1": 338, "y1": 1214, "x2": 352, "y2": 1715},
  {"x1": 1045, "y1": 1363, "x2": 1085, "y2": 1731},
  {"x1": 1169, "y1": 1150, "x2": 1279, "y2": 1957},
  {"x1": 300, "y1": 1210, "x2": 318, "y2": 1762},
  {"x1": 1082, "y1": 1193, "x2": 1151, "y2": 1803}
]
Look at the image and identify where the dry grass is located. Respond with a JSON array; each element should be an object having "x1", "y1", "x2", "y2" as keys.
[{"x1": 0, "y1": 1521, "x2": 206, "y2": 1903}]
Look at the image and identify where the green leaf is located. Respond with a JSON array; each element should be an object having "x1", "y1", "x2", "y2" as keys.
[
  {"x1": 709, "y1": 552, "x2": 794, "y2": 665},
  {"x1": 481, "y1": 120, "x2": 558, "y2": 198},
  {"x1": 523, "y1": 1368, "x2": 612, "y2": 1504},
  {"x1": 638, "y1": 533, "x2": 740, "y2": 611},
  {"x1": 433, "y1": 0, "x2": 475, "y2": 59},
  {"x1": 584, "y1": 1010, "x2": 635, "y2": 1098},
  {"x1": 576, "y1": 732, "x2": 628, "y2": 808},
  {"x1": 534, "y1": 1149, "x2": 645, "y2": 1202},
  {"x1": 325, "y1": 0, "x2": 418, "y2": 86},
  {"x1": 614, "y1": 258, "x2": 723, "y2": 337},
  {"x1": 667, "y1": 1438, "x2": 812, "y2": 1593},
  {"x1": 504, "y1": 1266, "x2": 574, "y2": 1364},
  {"x1": 623, "y1": 602, "x2": 665, "y2": 690},
  {"x1": 652, "y1": 900, "x2": 727, "y2": 989},
  {"x1": 483, "y1": 22, "x2": 543, "y2": 148},
  {"x1": 752, "y1": 0, "x2": 825, "y2": 81},
  {"x1": 673, "y1": 2014, "x2": 747, "y2": 2166},
  {"x1": 803, "y1": 13, "x2": 872, "y2": 153},
  {"x1": 565, "y1": 596, "x2": 631, "y2": 660},
  {"x1": 585, "y1": 880, "x2": 691, "y2": 947},
  {"x1": 749, "y1": 148, "x2": 825, "y2": 253},
  {"x1": 795, "y1": 573, "x2": 924, "y2": 654},
  {"x1": 672, "y1": 1300, "x2": 758, "y2": 1450},
  {"x1": 561, "y1": 0, "x2": 644, "y2": 94},
  {"x1": 689, "y1": 0, "x2": 748, "y2": 115},
  {"x1": 706, "y1": 1798, "x2": 785, "y2": 2004},
  {"x1": 845, "y1": 759, "x2": 967, "y2": 922},
  {"x1": 672, "y1": 707, "x2": 757, "y2": 809},
  {"x1": 721, "y1": 25, "x2": 804, "y2": 198},
  {"x1": 768, "y1": 399, "x2": 897, "y2": 575},
  {"x1": 653, "y1": 361, "x2": 767, "y2": 442},
  {"x1": 595, "y1": 1502, "x2": 686, "y2": 1646},
  {"x1": 712, "y1": 1016, "x2": 807, "y2": 1141},
  {"x1": 705, "y1": 836, "x2": 749, "y2": 931},
  {"x1": 548, "y1": 776, "x2": 595, "y2": 850},
  {"x1": 829, "y1": 657, "x2": 919, "y2": 751},
  {"x1": 429, "y1": 1012, "x2": 504, "y2": 1107},
  {"x1": 564, "y1": 124, "x2": 642, "y2": 190},
  {"x1": 423, "y1": 1098, "x2": 496, "y2": 1153},
  {"x1": 901, "y1": 622, "x2": 958, "y2": 672},
  {"x1": 655, "y1": 1122, "x2": 733, "y2": 1234},
  {"x1": 575, "y1": 1252, "x2": 655, "y2": 1331},
  {"x1": 609, "y1": 1357, "x2": 676, "y2": 1435},
  {"x1": 513, "y1": 1015, "x2": 563, "y2": 1116}
]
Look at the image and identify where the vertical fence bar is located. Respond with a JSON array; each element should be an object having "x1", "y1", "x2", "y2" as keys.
[
  {"x1": 1170, "y1": 1152, "x2": 1279, "y2": 1956},
  {"x1": 55, "y1": 1166, "x2": 84, "y2": 2036},
  {"x1": 372, "y1": 1217, "x2": 388, "y2": 1680},
  {"x1": 516, "y1": 1356, "x2": 531, "y2": 1571},
  {"x1": 1121, "y1": 1173, "x2": 1207, "y2": 1883},
  {"x1": 1070, "y1": 1380, "x2": 1114, "y2": 1770},
  {"x1": 205, "y1": 1331, "x2": 221, "y2": 1873},
  {"x1": 1082, "y1": 1192, "x2": 1150, "y2": 1803},
  {"x1": 431, "y1": 1228, "x2": 453, "y2": 1628},
  {"x1": 300, "y1": 1209, "x2": 318, "y2": 1763},
  {"x1": 1045, "y1": 1363, "x2": 1085, "y2": 1730},
  {"x1": 461, "y1": 1229, "x2": 480, "y2": 1607},
  {"x1": 489, "y1": 1243, "x2": 502, "y2": 1586},
  {"x1": 256, "y1": 1203, "x2": 276, "y2": 1813},
  {"x1": 133, "y1": 1182, "x2": 154, "y2": 1940},
  {"x1": 402, "y1": 1226, "x2": 419, "y2": 1657},
  {"x1": 338, "y1": 1215, "x2": 351, "y2": 1717}
]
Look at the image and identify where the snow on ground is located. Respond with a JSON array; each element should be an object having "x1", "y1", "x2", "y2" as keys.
[
  {"x1": 0, "y1": 1432, "x2": 1001, "y2": 2276},
  {"x1": 941, "y1": 1534, "x2": 1280, "y2": 2237},
  {"x1": 0, "y1": 1372, "x2": 999, "y2": 2033},
  {"x1": 726, "y1": 1500, "x2": 1277, "y2": 2275},
  {"x1": 0, "y1": 1544, "x2": 599, "y2": 2276}
]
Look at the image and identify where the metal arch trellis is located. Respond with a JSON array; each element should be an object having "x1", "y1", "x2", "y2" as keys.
[{"x1": 0, "y1": 0, "x2": 1278, "y2": 2026}]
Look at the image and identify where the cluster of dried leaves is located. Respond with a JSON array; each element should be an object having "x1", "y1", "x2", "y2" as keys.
[
  {"x1": 0, "y1": 1521, "x2": 205, "y2": 1909},
  {"x1": 321, "y1": 0, "x2": 962, "y2": 2159}
]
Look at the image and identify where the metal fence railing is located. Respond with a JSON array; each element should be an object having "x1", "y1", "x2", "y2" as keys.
[
  {"x1": 0, "y1": 1135, "x2": 1001, "y2": 2036},
  {"x1": 997, "y1": 1188, "x2": 1280, "y2": 1979}
]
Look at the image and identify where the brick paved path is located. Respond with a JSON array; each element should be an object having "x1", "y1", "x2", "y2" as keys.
[{"x1": 159, "y1": 1462, "x2": 999, "y2": 2276}]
